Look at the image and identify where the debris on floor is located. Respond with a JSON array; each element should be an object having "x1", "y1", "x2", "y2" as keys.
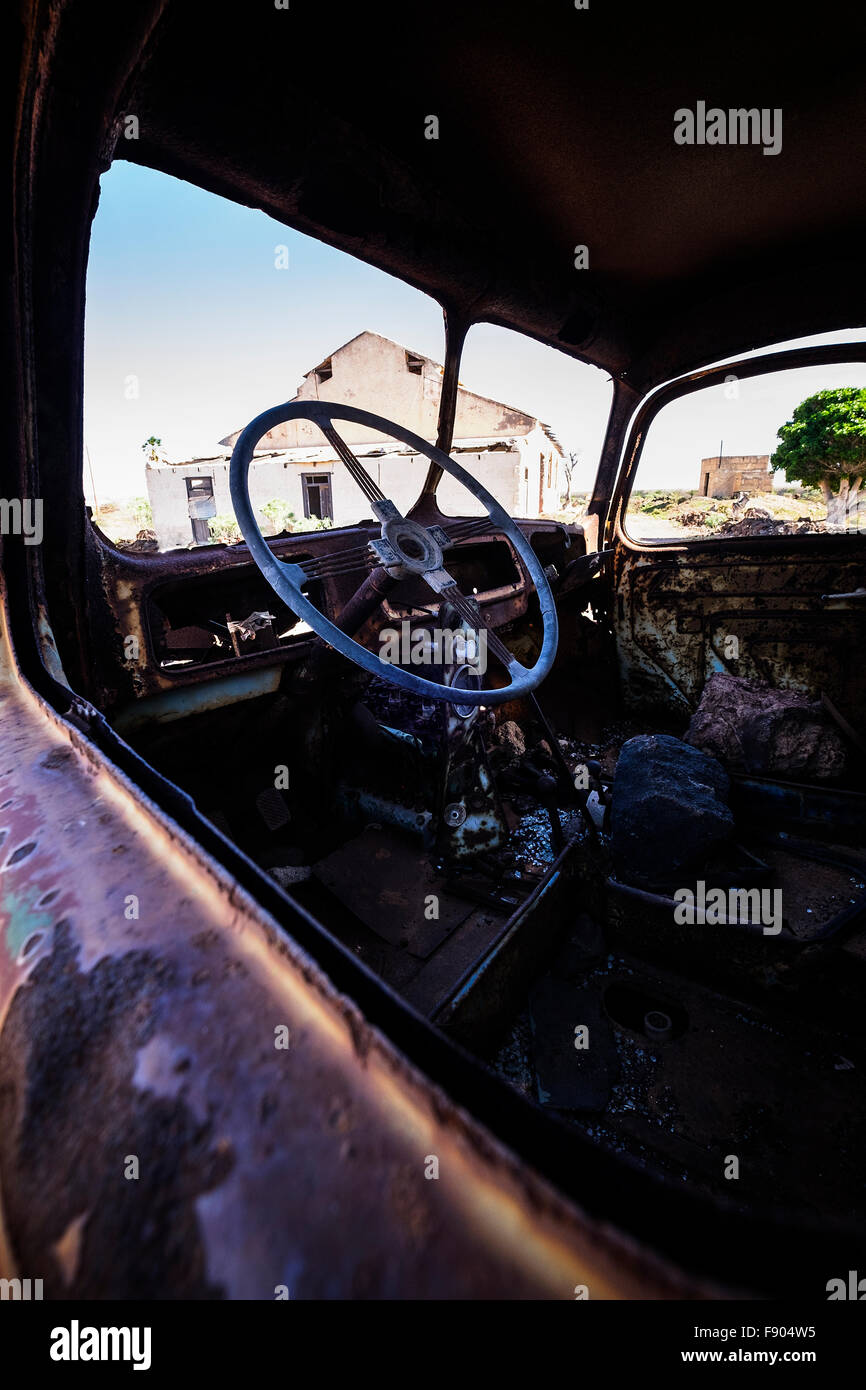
[
  {"x1": 609, "y1": 734, "x2": 733, "y2": 890},
  {"x1": 686, "y1": 673, "x2": 847, "y2": 780},
  {"x1": 715, "y1": 515, "x2": 817, "y2": 538},
  {"x1": 492, "y1": 719, "x2": 526, "y2": 762}
]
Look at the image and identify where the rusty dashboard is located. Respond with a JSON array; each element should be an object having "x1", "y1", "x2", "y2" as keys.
[{"x1": 94, "y1": 515, "x2": 586, "y2": 713}]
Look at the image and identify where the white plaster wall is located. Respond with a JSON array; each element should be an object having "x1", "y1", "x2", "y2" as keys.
[
  {"x1": 437, "y1": 450, "x2": 521, "y2": 518},
  {"x1": 146, "y1": 465, "x2": 201, "y2": 550},
  {"x1": 147, "y1": 439, "x2": 562, "y2": 550}
]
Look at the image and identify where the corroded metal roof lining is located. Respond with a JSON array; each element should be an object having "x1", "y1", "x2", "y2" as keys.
[{"x1": 116, "y1": 0, "x2": 866, "y2": 392}]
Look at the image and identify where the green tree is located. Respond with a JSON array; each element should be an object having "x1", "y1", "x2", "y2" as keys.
[
  {"x1": 141, "y1": 436, "x2": 165, "y2": 464},
  {"x1": 771, "y1": 388, "x2": 866, "y2": 530}
]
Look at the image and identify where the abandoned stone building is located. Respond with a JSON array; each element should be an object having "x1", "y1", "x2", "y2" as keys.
[
  {"x1": 146, "y1": 332, "x2": 564, "y2": 549},
  {"x1": 698, "y1": 453, "x2": 771, "y2": 499}
]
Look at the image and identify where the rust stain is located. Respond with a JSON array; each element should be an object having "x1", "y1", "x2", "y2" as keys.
[{"x1": 0, "y1": 587, "x2": 709, "y2": 1298}]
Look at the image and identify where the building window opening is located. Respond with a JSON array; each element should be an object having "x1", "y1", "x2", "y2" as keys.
[
  {"x1": 302, "y1": 473, "x2": 333, "y2": 520},
  {"x1": 185, "y1": 475, "x2": 215, "y2": 544}
]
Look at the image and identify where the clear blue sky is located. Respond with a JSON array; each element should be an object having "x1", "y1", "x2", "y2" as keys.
[
  {"x1": 84, "y1": 162, "x2": 613, "y2": 501},
  {"x1": 84, "y1": 161, "x2": 866, "y2": 504}
]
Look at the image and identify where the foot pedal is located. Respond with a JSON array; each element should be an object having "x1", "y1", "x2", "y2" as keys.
[{"x1": 255, "y1": 787, "x2": 290, "y2": 831}]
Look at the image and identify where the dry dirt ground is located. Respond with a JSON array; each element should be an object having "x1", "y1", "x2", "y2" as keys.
[
  {"x1": 554, "y1": 489, "x2": 829, "y2": 540},
  {"x1": 94, "y1": 488, "x2": 838, "y2": 549},
  {"x1": 90, "y1": 500, "x2": 152, "y2": 546}
]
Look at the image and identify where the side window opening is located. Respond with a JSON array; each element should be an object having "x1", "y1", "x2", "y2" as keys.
[{"x1": 625, "y1": 361, "x2": 866, "y2": 542}]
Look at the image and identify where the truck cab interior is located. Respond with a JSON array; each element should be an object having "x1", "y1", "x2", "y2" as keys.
[{"x1": 7, "y1": 0, "x2": 866, "y2": 1298}]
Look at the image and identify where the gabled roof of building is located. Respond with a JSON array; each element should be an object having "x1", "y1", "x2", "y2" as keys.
[{"x1": 218, "y1": 331, "x2": 563, "y2": 453}]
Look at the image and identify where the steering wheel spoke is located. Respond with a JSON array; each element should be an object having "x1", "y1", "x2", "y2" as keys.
[
  {"x1": 428, "y1": 573, "x2": 527, "y2": 682},
  {"x1": 318, "y1": 420, "x2": 387, "y2": 507}
]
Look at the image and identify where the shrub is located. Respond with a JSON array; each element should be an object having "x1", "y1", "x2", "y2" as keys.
[
  {"x1": 131, "y1": 496, "x2": 153, "y2": 527},
  {"x1": 260, "y1": 499, "x2": 298, "y2": 535},
  {"x1": 208, "y1": 513, "x2": 242, "y2": 544}
]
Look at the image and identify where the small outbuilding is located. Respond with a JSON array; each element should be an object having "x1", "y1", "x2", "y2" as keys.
[{"x1": 698, "y1": 454, "x2": 771, "y2": 499}]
